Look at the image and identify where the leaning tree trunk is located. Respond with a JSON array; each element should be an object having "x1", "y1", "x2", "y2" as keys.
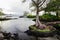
[
  {"x1": 36, "y1": 6, "x2": 46, "y2": 29},
  {"x1": 36, "y1": 6, "x2": 39, "y2": 27}
]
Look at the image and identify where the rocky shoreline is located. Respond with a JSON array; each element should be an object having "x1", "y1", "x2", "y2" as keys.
[{"x1": 0, "y1": 31, "x2": 19, "y2": 40}]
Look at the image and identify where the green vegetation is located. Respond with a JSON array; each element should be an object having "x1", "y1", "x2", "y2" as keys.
[
  {"x1": 23, "y1": 0, "x2": 57, "y2": 33},
  {"x1": 23, "y1": 0, "x2": 48, "y2": 29},
  {"x1": 40, "y1": 13, "x2": 60, "y2": 21},
  {"x1": 27, "y1": 14, "x2": 36, "y2": 18},
  {"x1": 44, "y1": 0, "x2": 60, "y2": 17},
  {"x1": 0, "y1": 12, "x2": 4, "y2": 15},
  {"x1": 0, "y1": 8, "x2": 9, "y2": 21},
  {"x1": 22, "y1": 0, "x2": 59, "y2": 37},
  {"x1": 0, "y1": 8, "x2": 4, "y2": 16},
  {"x1": 33, "y1": 13, "x2": 60, "y2": 22},
  {"x1": 29, "y1": 25, "x2": 55, "y2": 32}
]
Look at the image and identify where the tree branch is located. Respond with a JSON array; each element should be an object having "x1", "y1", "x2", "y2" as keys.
[
  {"x1": 39, "y1": 0, "x2": 46, "y2": 7},
  {"x1": 31, "y1": 0, "x2": 37, "y2": 5},
  {"x1": 38, "y1": 0, "x2": 42, "y2": 5}
]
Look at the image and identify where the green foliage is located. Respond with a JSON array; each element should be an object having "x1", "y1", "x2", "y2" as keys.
[
  {"x1": 27, "y1": 14, "x2": 36, "y2": 18},
  {"x1": 0, "y1": 12, "x2": 4, "y2": 15},
  {"x1": 40, "y1": 13, "x2": 58, "y2": 21},
  {"x1": 33, "y1": 13, "x2": 60, "y2": 22},
  {"x1": 45, "y1": 0, "x2": 60, "y2": 12},
  {"x1": 27, "y1": 16, "x2": 36, "y2": 18},
  {"x1": 29, "y1": 25, "x2": 51, "y2": 32},
  {"x1": 44, "y1": 0, "x2": 60, "y2": 17},
  {"x1": 0, "y1": 8, "x2": 4, "y2": 15}
]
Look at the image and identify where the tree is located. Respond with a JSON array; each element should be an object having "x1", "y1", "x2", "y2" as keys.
[
  {"x1": 22, "y1": 0, "x2": 48, "y2": 29},
  {"x1": 0, "y1": 8, "x2": 4, "y2": 16},
  {"x1": 44, "y1": 0, "x2": 60, "y2": 17}
]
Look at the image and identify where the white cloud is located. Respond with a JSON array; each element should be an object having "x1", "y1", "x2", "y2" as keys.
[
  {"x1": 0, "y1": 0, "x2": 30, "y2": 15},
  {"x1": 0, "y1": 0, "x2": 50, "y2": 15}
]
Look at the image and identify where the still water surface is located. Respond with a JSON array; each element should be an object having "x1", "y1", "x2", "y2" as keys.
[
  {"x1": 0, "y1": 18, "x2": 35, "y2": 33},
  {"x1": 0, "y1": 18, "x2": 59, "y2": 40}
]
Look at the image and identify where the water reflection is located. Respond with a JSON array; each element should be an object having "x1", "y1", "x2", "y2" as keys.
[
  {"x1": 0, "y1": 18, "x2": 59, "y2": 40},
  {"x1": 0, "y1": 18, "x2": 35, "y2": 33}
]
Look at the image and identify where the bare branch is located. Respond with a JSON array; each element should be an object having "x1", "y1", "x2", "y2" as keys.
[
  {"x1": 31, "y1": 0, "x2": 37, "y2": 5},
  {"x1": 39, "y1": 8, "x2": 44, "y2": 12},
  {"x1": 38, "y1": 0, "x2": 42, "y2": 5},
  {"x1": 39, "y1": 0, "x2": 46, "y2": 7}
]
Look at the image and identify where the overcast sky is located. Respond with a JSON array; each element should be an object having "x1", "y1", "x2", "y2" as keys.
[
  {"x1": 0, "y1": 0, "x2": 49, "y2": 16},
  {"x1": 0, "y1": 0, "x2": 31, "y2": 16}
]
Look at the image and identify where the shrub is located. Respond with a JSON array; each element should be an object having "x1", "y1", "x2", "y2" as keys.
[
  {"x1": 33, "y1": 13, "x2": 60, "y2": 22},
  {"x1": 27, "y1": 14, "x2": 36, "y2": 18}
]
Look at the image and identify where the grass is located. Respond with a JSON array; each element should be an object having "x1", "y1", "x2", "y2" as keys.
[{"x1": 29, "y1": 25, "x2": 52, "y2": 32}]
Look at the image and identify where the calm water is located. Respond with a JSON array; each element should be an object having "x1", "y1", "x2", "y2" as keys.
[
  {"x1": 0, "y1": 18, "x2": 59, "y2": 40},
  {"x1": 0, "y1": 18, "x2": 36, "y2": 40},
  {"x1": 0, "y1": 18, "x2": 35, "y2": 33}
]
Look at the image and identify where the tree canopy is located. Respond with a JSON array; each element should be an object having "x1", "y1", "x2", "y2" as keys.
[
  {"x1": 45, "y1": 0, "x2": 60, "y2": 12},
  {"x1": 44, "y1": 0, "x2": 60, "y2": 17}
]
